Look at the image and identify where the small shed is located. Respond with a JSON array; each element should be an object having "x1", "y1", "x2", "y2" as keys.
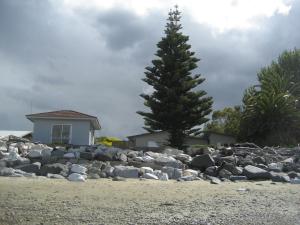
[
  {"x1": 26, "y1": 110, "x2": 101, "y2": 145},
  {"x1": 0, "y1": 130, "x2": 32, "y2": 140}
]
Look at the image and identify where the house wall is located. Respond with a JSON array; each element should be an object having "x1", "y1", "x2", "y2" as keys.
[
  {"x1": 131, "y1": 132, "x2": 207, "y2": 148},
  {"x1": 33, "y1": 119, "x2": 92, "y2": 145},
  {"x1": 132, "y1": 131, "x2": 170, "y2": 148},
  {"x1": 208, "y1": 133, "x2": 236, "y2": 145}
]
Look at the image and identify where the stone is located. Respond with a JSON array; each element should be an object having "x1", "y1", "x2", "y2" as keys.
[
  {"x1": 103, "y1": 165, "x2": 115, "y2": 177},
  {"x1": 51, "y1": 149, "x2": 66, "y2": 158},
  {"x1": 268, "y1": 162, "x2": 283, "y2": 172},
  {"x1": 94, "y1": 147, "x2": 120, "y2": 161},
  {"x1": 154, "y1": 156, "x2": 183, "y2": 168},
  {"x1": 80, "y1": 152, "x2": 94, "y2": 160},
  {"x1": 210, "y1": 177, "x2": 221, "y2": 184},
  {"x1": 159, "y1": 173, "x2": 169, "y2": 181},
  {"x1": 0, "y1": 160, "x2": 6, "y2": 168},
  {"x1": 140, "y1": 167, "x2": 154, "y2": 174},
  {"x1": 163, "y1": 148, "x2": 183, "y2": 156},
  {"x1": 47, "y1": 173, "x2": 65, "y2": 179},
  {"x1": 291, "y1": 178, "x2": 300, "y2": 184},
  {"x1": 218, "y1": 169, "x2": 232, "y2": 179},
  {"x1": 0, "y1": 167, "x2": 15, "y2": 176},
  {"x1": 191, "y1": 154, "x2": 215, "y2": 170},
  {"x1": 204, "y1": 166, "x2": 218, "y2": 177},
  {"x1": 174, "y1": 168, "x2": 183, "y2": 179},
  {"x1": 243, "y1": 165, "x2": 270, "y2": 180},
  {"x1": 178, "y1": 175, "x2": 195, "y2": 181},
  {"x1": 64, "y1": 152, "x2": 76, "y2": 159},
  {"x1": 70, "y1": 164, "x2": 87, "y2": 175},
  {"x1": 288, "y1": 171, "x2": 299, "y2": 179},
  {"x1": 253, "y1": 156, "x2": 266, "y2": 165},
  {"x1": 142, "y1": 173, "x2": 158, "y2": 180},
  {"x1": 161, "y1": 166, "x2": 175, "y2": 179},
  {"x1": 99, "y1": 172, "x2": 107, "y2": 178},
  {"x1": 270, "y1": 172, "x2": 290, "y2": 182},
  {"x1": 89, "y1": 173, "x2": 100, "y2": 179},
  {"x1": 183, "y1": 169, "x2": 198, "y2": 177},
  {"x1": 221, "y1": 162, "x2": 243, "y2": 175},
  {"x1": 28, "y1": 150, "x2": 42, "y2": 158},
  {"x1": 68, "y1": 173, "x2": 86, "y2": 182},
  {"x1": 116, "y1": 152, "x2": 127, "y2": 162},
  {"x1": 113, "y1": 166, "x2": 139, "y2": 178},
  {"x1": 15, "y1": 162, "x2": 41, "y2": 174},
  {"x1": 175, "y1": 154, "x2": 192, "y2": 163},
  {"x1": 230, "y1": 175, "x2": 248, "y2": 181},
  {"x1": 40, "y1": 163, "x2": 68, "y2": 176}
]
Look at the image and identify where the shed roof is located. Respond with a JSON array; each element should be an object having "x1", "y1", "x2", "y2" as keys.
[{"x1": 26, "y1": 110, "x2": 101, "y2": 130}]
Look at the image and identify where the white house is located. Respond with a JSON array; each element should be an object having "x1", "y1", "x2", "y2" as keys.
[
  {"x1": 26, "y1": 110, "x2": 101, "y2": 145},
  {"x1": 128, "y1": 131, "x2": 236, "y2": 148}
]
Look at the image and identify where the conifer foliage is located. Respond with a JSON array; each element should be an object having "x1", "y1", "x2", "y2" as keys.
[{"x1": 137, "y1": 7, "x2": 213, "y2": 149}]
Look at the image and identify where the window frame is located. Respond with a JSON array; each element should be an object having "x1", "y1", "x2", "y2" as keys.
[{"x1": 51, "y1": 124, "x2": 72, "y2": 144}]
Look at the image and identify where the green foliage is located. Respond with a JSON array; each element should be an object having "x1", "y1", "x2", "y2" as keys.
[
  {"x1": 137, "y1": 7, "x2": 213, "y2": 149},
  {"x1": 204, "y1": 106, "x2": 242, "y2": 138},
  {"x1": 240, "y1": 49, "x2": 300, "y2": 146}
]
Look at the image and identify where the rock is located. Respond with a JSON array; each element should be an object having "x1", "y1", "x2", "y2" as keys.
[
  {"x1": 103, "y1": 165, "x2": 115, "y2": 177},
  {"x1": 218, "y1": 169, "x2": 232, "y2": 179},
  {"x1": 163, "y1": 148, "x2": 183, "y2": 156},
  {"x1": 112, "y1": 176, "x2": 127, "y2": 181},
  {"x1": 253, "y1": 156, "x2": 266, "y2": 165},
  {"x1": 161, "y1": 166, "x2": 175, "y2": 179},
  {"x1": 47, "y1": 173, "x2": 65, "y2": 179},
  {"x1": 15, "y1": 162, "x2": 41, "y2": 174},
  {"x1": 178, "y1": 175, "x2": 195, "y2": 181},
  {"x1": 80, "y1": 152, "x2": 94, "y2": 160},
  {"x1": 94, "y1": 147, "x2": 120, "y2": 161},
  {"x1": 68, "y1": 173, "x2": 86, "y2": 182},
  {"x1": 204, "y1": 166, "x2": 218, "y2": 177},
  {"x1": 140, "y1": 167, "x2": 154, "y2": 174},
  {"x1": 154, "y1": 156, "x2": 183, "y2": 168},
  {"x1": 191, "y1": 154, "x2": 215, "y2": 170},
  {"x1": 237, "y1": 156, "x2": 254, "y2": 167},
  {"x1": 28, "y1": 150, "x2": 42, "y2": 158},
  {"x1": 288, "y1": 171, "x2": 299, "y2": 179},
  {"x1": 0, "y1": 167, "x2": 15, "y2": 176},
  {"x1": 127, "y1": 151, "x2": 139, "y2": 158},
  {"x1": 159, "y1": 173, "x2": 169, "y2": 181},
  {"x1": 218, "y1": 156, "x2": 236, "y2": 165},
  {"x1": 89, "y1": 173, "x2": 100, "y2": 179},
  {"x1": 99, "y1": 172, "x2": 107, "y2": 178},
  {"x1": 221, "y1": 163, "x2": 243, "y2": 175},
  {"x1": 183, "y1": 169, "x2": 198, "y2": 177},
  {"x1": 142, "y1": 173, "x2": 158, "y2": 180},
  {"x1": 243, "y1": 165, "x2": 270, "y2": 180},
  {"x1": 64, "y1": 152, "x2": 76, "y2": 159},
  {"x1": 70, "y1": 164, "x2": 87, "y2": 175},
  {"x1": 40, "y1": 163, "x2": 68, "y2": 176},
  {"x1": 51, "y1": 149, "x2": 66, "y2": 158},
  {"x1": 115, "y1": 152, "x2": 127, "y2": 162},
  {"x1": 268, "y1": 162, "x2": 283, "y2": 172},
  {"x1": 174, "y1": 168, "x2": 183, "y2": 179},
  {"x1": 291, "y1": 178, "x2": 300, "y2": 184},
  {"x1": 113, "y1": 166, "x2": 139, "y2": 178},
  {"x1": 0, "y1": 160, "x2": 6, "y2": 168},
  {"x1": 210, "y1": 177, "x2": 221, "y2": 184},
  {"x1": 270, "y1": 172, "x2": 290, "y2": 182},
  {"x1": 175, "y1": 154, "x2": 192, "y2": 163},
  {"x1": 230, "y1": 175, "x2": 248, "y2": 181}
]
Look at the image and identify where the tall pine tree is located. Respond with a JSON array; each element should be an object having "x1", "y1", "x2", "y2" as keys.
[{"x1": 137, "y1": 7, "x2": 213, "y2": 149}]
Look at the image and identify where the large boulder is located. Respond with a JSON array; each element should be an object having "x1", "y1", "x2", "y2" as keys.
[
  {"x1": 40, "y1": 163, "x2": 68, "y2": 176},
  {"x1": 70, "y1": 164, "x2": 87, "y2": 175},
  {"x1": 142, "y1": 173, "x2": 158, "y2": 180},
  {"x1": 243, "y1": 165, "x2": 270, "y2": 180},
  {"x1": 270, "y1": 172, "x2": 290, "y2": 182},
  {"x1": 154, "y1": 156, "x2": 183, "y2": 168},
  {"x1": 113, "y1": 166, "x2": 139, "y2": 178},
  {"x1": 191, "y1": 154, "x2": 215, "y2": 170},
  {"x1": 140, "y1": 167, "x2": 154, "y2": 175},
  {"x1": 68, "y1": 173, "x2": 86, "y2": 182},
  {"x1": 0, "y1": 167, "x2": 15, "y2": 176},
  {"x1": 268, "y1": 162, "x2": 283, "y2": 172},
  {"x1": 15, "y1": 162, "x2": 41, "y2": 174},
  {"x1": 175, "y1": 154, "x2": 192, "y2": 163},
  {"x1": 51, "y1": 149, "x2": 66, "y2": 158},
  {"x1": 80, "y1": 152, "x2": 94, "y2": 161},
  {"x1": 204, "y1": 166, "x2": 218, "y2": 177}
]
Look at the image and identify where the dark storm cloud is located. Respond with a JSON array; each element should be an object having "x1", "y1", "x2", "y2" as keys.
[{"x1": 0, "y1": 0, "x2": 300, "y2": 137}]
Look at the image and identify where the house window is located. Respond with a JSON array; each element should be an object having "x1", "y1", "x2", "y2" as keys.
[{"x1": 52, "y1": 125, "x2": 72, "y2": 144}]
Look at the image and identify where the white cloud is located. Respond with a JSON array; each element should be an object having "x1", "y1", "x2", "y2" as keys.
[{"x1": 62, "y1": 0, "x2": 293, "y2": 31}]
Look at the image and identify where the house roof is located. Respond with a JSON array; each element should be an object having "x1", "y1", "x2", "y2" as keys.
[
  {"x1": 0, "y1": 130, "x2": 32, "y2": 138},
  {"x1": 26, "y1": 110, "x2": 101, "y2": 130}
]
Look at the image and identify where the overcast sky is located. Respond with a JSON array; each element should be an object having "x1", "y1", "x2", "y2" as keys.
[{"x1": 0, "y1": 0, "x2": 299, "y2": 138}]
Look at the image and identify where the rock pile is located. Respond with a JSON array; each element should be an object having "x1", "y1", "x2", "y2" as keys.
[{"x1": 0, "y1": 135, "x2": 300, "y2": 183}]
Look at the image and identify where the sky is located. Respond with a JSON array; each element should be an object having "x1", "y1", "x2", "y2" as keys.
[{"x1": 0, "y1": 0, "x2": 299, "y2": 138}]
